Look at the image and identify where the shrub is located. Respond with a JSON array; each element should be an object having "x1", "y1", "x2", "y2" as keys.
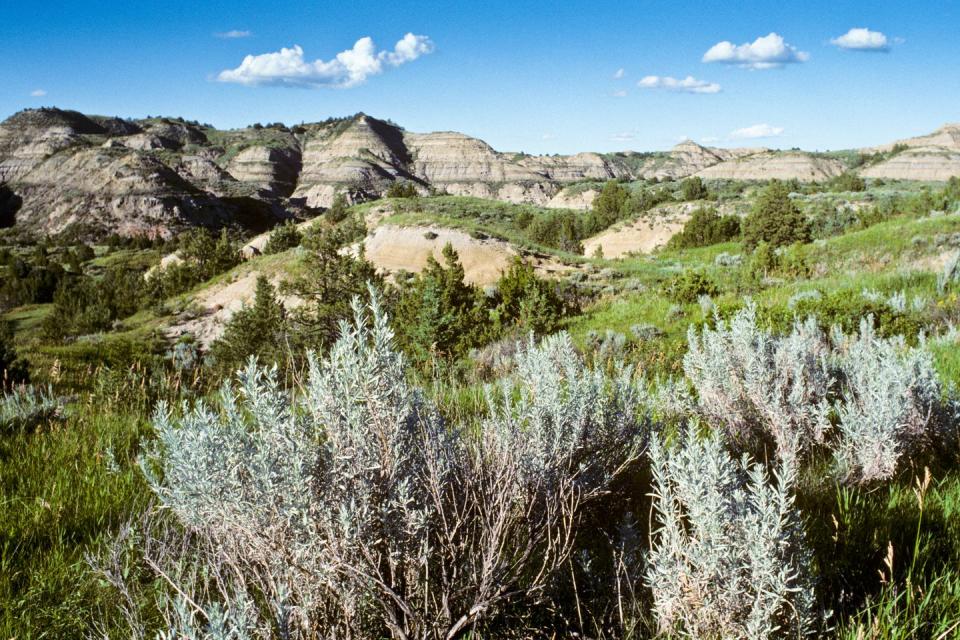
[
  {"x1": 209, "y1": 276, "x2": 290, "y2": 376},
  {"x1": 280, "y1": 224, "x2": 381, "y2": 350},
  {"x1": 664, "y1": 270, "x2": 718, "y2": 304},
  {"x1": 489, "y1": 258, "x2": 570, "y2": 336},
  {"x1": 666, "y1": 207, "x2": 740, "y2": 250},
  {"x1": 684, "y1": 302, "x2": 832, "y2": 461},
  {"x1": 830, "y1": 319, "x2": 956, "y2": 484},
  {"x1": 262, "y1": 220, "x2": 302, "y2": 254},
  {"x1": 746, "y1": 242, "x2": 810, "y2": 281},
  {"x1": 646, "y1": 431, "x2": 817, "y2": 639},
  {"x1": 394, "y1": 243, "x2": 487, "y2": 365},
  {"x1": 127, "y1": 292, "x2": 649, "y2": 639},
  {"x1": 146, "y1": 229, "x2": 240, "y2": 301},
  {"x1": 679, "y1": 176, "x2": 709, "y2": 201},
  {"x1": 325, "y1": 192, "x2": 349, "y2": 223},
  {"x1": 0, "y1": 384, "x2": 61, "y2": 434},
  {"x1": 742, "y1": 180, "x2": 810, "y2": 249},
  {"x1": 829, "y1": 172, "x2": 867, "y2": 193},
  {"x1": 808, "y1": 200, "x2": 859, "y2": 239},
  {"x1": 385, "y1": 181, "x2": 419, "y2": 198},
  {"x1": 683, "y1": 304, "x2": 957, "y2": 483}
]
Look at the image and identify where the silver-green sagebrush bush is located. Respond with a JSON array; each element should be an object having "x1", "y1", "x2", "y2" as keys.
[
  {"x1": 0, "y1": 384, "x2": 61, "y2": 434},
  {"x1": 830, "y1": 319, "x2": 956, "y2": 485},
  {"x1": 646, "y1": 431, "x2": 818, "y2": 639},
  {"x1": 683, "y1": 303, "x2": 957, "y2": 484},
  {"x1": 127, "y1": 289, "x2": 650, "y2": 640},
  {"x1": 683, "y1": 302, "x2": 833, "y2": 462}
]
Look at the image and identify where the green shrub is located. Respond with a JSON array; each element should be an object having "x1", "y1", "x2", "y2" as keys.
[
  {"x1": 679, "y1": 176, "x2": 709, "y2": 201},
  {"x1": 210, "y1": 276, "x2": 291, "y2": 376},
  {"x1": 664, "y1": 269, "x2": 719, "y2": 304},
  {"x1": 829, "y1": 172, "x2": 867, "y2": 193},
  {"x1": 666, "y1": 207, "x2": 740, "y2": 250},
  {"x1": 385, "y1": 181, "x2": 419, "y2": 198},
  {"x1": 742, "y1": 180, "x2": 811, "y2": 249},
  {"x1": 146, "y1": 228, "x2": 240, "y2": 301},
  {"x1": 745, "y1": 242, "x2": 810, "y2": 281},
  {"x1": 490, "y1": 258, "x2": 571, "y2": 335},
  {"x1": 325, "y1": 192, "x2": 349, "y2": 223},
  {"x1": 263, "y1": 220, "x2": 303, "y2": 254}
]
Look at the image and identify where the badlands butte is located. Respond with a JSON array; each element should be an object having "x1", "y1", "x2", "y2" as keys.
[{"x1": 1, "y1": 106, "x2": 959, "y2": 239}]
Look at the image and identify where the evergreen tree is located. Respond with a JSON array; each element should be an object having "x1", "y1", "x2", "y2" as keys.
[
  {"x1": 742, "y1": 180, "x2": 811, "y2": 249},
  {"x1": 394, "y1": 243, "x2": 486, "y2": 366},
  {"x1": 680, "y1": 176, "x2": 709, "y2": 201},
  {"x1": 326, "y1": 193, "x2": 349, "y2": 223},
  {"x1": 211, "y1": 276, "x2": 289, "y2": 376},
  {"x1": 491, "y1": 258, "x2": 568, "y2": 335},
  {"x1": 263, "y1": 220, "x2": 303, "y2": 254},
  {"x1": 667, "y1": 207, "x2": 741, "y2": 249},
  {"x1": 592, "y1": 180, "x2": 629, "y2": 229},
  {"x1": 282, "y1": 225, "x2": 382, "y2": 349}
]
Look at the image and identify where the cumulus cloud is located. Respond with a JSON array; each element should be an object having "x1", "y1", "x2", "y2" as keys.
[
  {"x1": 830, "y1": 28, "x2": 890, "y2": 51},
  {"x1": 611, "y1": 89, "x2": 628, "y2": 97},
  {"x1": 610, "y1": 132, "x2": 636, "y2": 142},
  {"x1": 638, "y1": 74, "x2": 721, "y2": 94},
  {"x1": 730, "y1": 123, "x2": 784, "y2": 139},
  {"x1": 217, "y1": 33, "x2": 434, "y2": 88},
  {"x1": 216, "y1": 30, "x2": 252, "y2": 39},
  {"x1": 613, "y1": 67, "x2": 625, "y2": 79},
  {"x1": 703, "y1": 32, "x2": 809, "y2": 69},
  {"x1": 29, "y1": 89, "x2": 47, "y2": 97},
  {"x1": 700, "y1": 136, "x2": 721, "y2": 144}
]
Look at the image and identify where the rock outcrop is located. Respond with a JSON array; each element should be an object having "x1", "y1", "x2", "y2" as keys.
[
  {"x1": 1, "y1": 106, "x2": 957, "y2": 238},
  {"x1": 857, "y1": 124, "x2": 960, "y2": 181},
  {"x1": 696, "y1": 152, "x2": 846, "y2": 182}
]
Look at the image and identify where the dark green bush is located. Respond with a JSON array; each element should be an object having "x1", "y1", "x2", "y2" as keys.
[
  {"x1": 742, "y1": 180, "x2": 811, "y2": 249},
  {"x1": 386, "y1": 181, "x2": 419, "y2": 198},
  {"x1": 666, "y1": 207, "x2": 740, "y2": 250},
  {"x1": 679, "y1": 176, "x2": 709, "y2": 201},
  {"x1": 325, "y1": 193, "x2": 350, "y2": 223},
  {"x1": 263, "y1": 220, "x2": 303, "y2": 254},
  {"x1": 829, "y1": 172, "x2": 867, "y2": 193},
  {"x1": 664, "y1": 269, "x2": 719, "y2": 304}
]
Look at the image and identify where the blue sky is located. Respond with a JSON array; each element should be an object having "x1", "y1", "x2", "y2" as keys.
[{"x1": 2, "y1": 0, "x2": 958, "y2": 153}]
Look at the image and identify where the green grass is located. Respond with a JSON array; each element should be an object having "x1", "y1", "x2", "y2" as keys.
[{"x1": 0, "y1": 405, "x2": 151, "y2": 638}]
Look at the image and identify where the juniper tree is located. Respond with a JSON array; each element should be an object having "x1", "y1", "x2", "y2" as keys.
[
  {"x1": 393, "y1": 243, "x2": 487, "y2": 366},
  {"x1": 742, "y1": 180, "x2": 811, "y2": 249},
  {"x1": 281, "y1": 224, "x2": 381, "y2": 350},
  {"x1": 209, "y1": 276, "x2": 290, "y2": 376}
]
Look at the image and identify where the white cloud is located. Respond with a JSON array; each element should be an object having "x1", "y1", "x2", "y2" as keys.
[
  {"x1": 217, "y1": 33, "x2": 434, "y2": 88},
  {"x1": 700, "y1": 136, "x2": 721, "y2": 144},
  {"x1": 610, "y1": 132, "x2": 636, "y2": 142},
  {"x1": 730, "y1": 123, "x2": 784, "y2": 139},
  {"x1": 638, "y1": 74, "x2": 721, "y2": 94},
  {"x1": 703, "y1": 32, "x2": 809, "y2": 69},
  {"x1": 830, "y1": 28, "x2": 890, "y2": 51},
  {"x1": 611, "y1": 89, "x2": 628, "y2": 97},
  {"x1": 541, "y1": 133, "x2": 556, "y2": 140},
  {"x1": 613, "y1": 67, "x2": 625, "y2": 79},
  {"x1": 216, "y1": 30, "x2": 252, "y2": 39},
  {"x1": 29, "y1": 89, "x2": 47, "y2": 97}
]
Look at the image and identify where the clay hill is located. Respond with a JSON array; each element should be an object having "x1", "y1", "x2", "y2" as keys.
[{"x1": 1, "y1": 107, "x2": 958, "y2": 238}]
